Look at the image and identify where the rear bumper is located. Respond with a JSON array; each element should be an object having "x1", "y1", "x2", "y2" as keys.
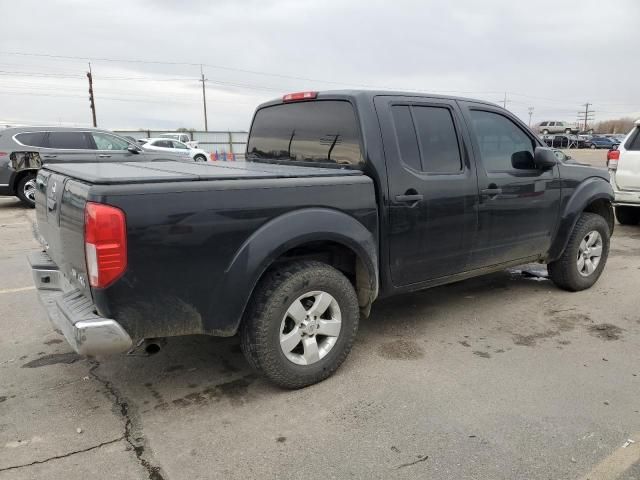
[{"x1": 29, "y1": 251, "x2": 132, "y2": 355}]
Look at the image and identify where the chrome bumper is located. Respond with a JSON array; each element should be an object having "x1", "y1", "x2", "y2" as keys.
[{"x1": 29, "y1": 251, "x2": 132, "y2": 355}]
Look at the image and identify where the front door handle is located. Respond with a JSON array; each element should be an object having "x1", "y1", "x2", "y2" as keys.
[
  {"x1": 394, "y1": 194, "x2": 424, "y2": 203},
  {"x1": 97, "y1": 154, "x2": 112, "y2": 158},
  {"x1": 42, "y1": 154, "x2": 57, "y2": 159}
]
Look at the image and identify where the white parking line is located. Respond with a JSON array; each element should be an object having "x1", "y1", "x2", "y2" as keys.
[
  {"x1": 0, "y1": 286, "x2": 36, "y2": 295},
  {"x1": 578, "y1": 435, "x2": 640, "y2": 480}
]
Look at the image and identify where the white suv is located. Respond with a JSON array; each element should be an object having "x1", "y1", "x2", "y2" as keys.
[{"x1": 608, "y1": 119, "x2": 640, "y2": 225}]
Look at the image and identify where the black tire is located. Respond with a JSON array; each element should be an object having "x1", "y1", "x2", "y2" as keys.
[
  {"x1": 565, "y1": 128, "x2": 571, "y2": 134},
  {"x1": 240, "y1": 260, "x2": 359, "y2": 389},
  {"x1": 590, "y1": 143, "x2": 597, "y2": 149},
  {"x1": 542, "y1": 129, "x2": 549, "y2": 135},
  {"x1": 548, "y1": 213, "x2": 610, "y2": 291},
  {"x1": 615, "y1": 206, "x2": 640, "y2": 225},
  {"x1": 193, "y1": 154, "x2": 207, "y2": 162},
  {"x1": 16, "y1": 172, "x2": 37, "y2": 208}
]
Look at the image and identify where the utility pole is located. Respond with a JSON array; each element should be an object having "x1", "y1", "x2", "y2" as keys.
[
  {"x1": 527, "y1": 107, "x2": 534, "y2": 127},
  {"x1": 200, "y1": 65, "x2": 208, "y2": 131},
  {"x1": 87, "y1": 62, "x2": 97, "y2": 127},
  {"x1": 577, "y1": 103, "x2": 595, "y2": 132},
  {"x1": 502, "y1": 92, "x2": 509, "y2": 109}
]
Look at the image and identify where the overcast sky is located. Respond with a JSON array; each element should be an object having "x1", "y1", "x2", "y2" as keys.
[{"x1": 1, "y1": 0, "x2": 639, "y2": 131}]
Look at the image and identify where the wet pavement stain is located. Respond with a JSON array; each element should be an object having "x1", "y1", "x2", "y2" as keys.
[
  {"x1": 157, "y1": 374, "x2": 258, "y2": 410},
  {"x1": 276, "y1": 436, "x2": 287, "y2": 443},
  {"x1": 588, "y1": 323, "x2": 624, "y2": 341},
  {"x1": 43, "y1": 338, "x2": 63, "y2": 345},
  {"x1": 459, "y1": 340, "x2": 471, "y2": 348},
  {"x1": 21, "y1": 352, "x2": 80, "y2": 368},
  {"x1": 164, "y1": 365, "x2": 184, "y2": 373},
  {"x1": 473, "y1": 351, "x2": 491, "y2": 358},
  {"x1": 378, "y1": 339, "x2": 425, "y2": 360},
  {"x1": 513, "y1": 330, "x2": 559, "y2": 347}
]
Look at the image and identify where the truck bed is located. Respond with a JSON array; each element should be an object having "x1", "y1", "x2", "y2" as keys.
[{"x1": 44, "y1": 160, "x2": 363, "y2": 184}]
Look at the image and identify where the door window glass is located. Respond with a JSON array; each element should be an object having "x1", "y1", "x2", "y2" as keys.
[
  {"x1": 91, "y1": 132, "x2": 130, "y2": 150},
  {"x1": 14, "y1": 132, "x2": 48, "y2": 147},
  {"x1": 153, "y1": 140, "x2": 173, "y2": 148},
  {"x1": 171, "y1": 141, "x2": 189, "y2": 150},
  {"x1": 390, "y1": 105, "x2": 421, "y2": 171},
  {"x1": 47, "y1": 132, "x2": 92, "y2": 149},
  {"x1": 469, "y1": 110, "x2": 535, "y2": 171},
  {"x1": 412, "y1": 106, "x2": 462, "y2": 173}
]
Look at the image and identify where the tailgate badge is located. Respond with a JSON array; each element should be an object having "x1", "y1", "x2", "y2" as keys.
[{"x1": 51, "y1": 181, "x2": 57, "y2": 194}]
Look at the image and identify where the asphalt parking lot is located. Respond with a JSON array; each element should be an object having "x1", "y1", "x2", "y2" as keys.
[{"x1": 1, "y1": 150, "x2": 639, "y2": 480}]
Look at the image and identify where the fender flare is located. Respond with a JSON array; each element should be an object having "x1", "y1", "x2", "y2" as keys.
[
  {"x1": 213, "y1": 208, "x2": 379, "y2": 334},
  {"x1": 547, "y1": 177, "x2": 614, "y2": 262}
]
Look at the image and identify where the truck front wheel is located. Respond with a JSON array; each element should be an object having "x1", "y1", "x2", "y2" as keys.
[
  {"x1": 548, "y1": 213, "x2": 610, "y2": 291},
  {"x1": 240, "y1": 260, "x2": 359, "y2": 389}
]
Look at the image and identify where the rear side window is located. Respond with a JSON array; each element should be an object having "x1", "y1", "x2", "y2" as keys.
[
  {"x1": 469, "y1": 110, "x2": 535, "y2": 171},
  {"x1": 48, "y1": 132, "x2": 92, "y2": 149},
  {"x1": 390, "y1": 105, "x2": 462, "y2": 174},
  {"x1": 625, "y1": 128, "x2": 640, "y2": 151},
  {"x1": 153, "y1": 140, "x2": 173, "y2": 148},
  {"x1": 247, "y1": 100, "x2": 363, "y2": 167},
  {"x1": 15, "y1": 132, "x2": 48, "y2": 147},
  {"x1": 92, "y1": 132, "x2": 130, "y2": 150}
]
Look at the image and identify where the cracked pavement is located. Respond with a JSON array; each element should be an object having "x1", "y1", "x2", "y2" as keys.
[{"x1": 1, "y1": 151, "x2": 639, "y2": 479}]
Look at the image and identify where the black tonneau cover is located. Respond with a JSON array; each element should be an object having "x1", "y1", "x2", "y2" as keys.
[{"x1": 44, "y1": 161, "x2": 362, "y2": 185}]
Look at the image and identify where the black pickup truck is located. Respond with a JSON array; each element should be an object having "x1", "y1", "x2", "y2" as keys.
[{"x1": 30, "y1": 90, "x2": 614, "y2": 388}]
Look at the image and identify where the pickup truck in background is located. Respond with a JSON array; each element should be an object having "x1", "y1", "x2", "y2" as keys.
[
  {"x1": 30, "y1": 90, "x2": 614, "y2": 388},
  {"x1": 608, "y1": 119, "x2": 640, "y2": 225},
  {"x1": 158, "y1": 133, "x2": 199, "y2": 149}
]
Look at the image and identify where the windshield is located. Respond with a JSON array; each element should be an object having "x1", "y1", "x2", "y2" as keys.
[{"x1": 247, "y1": 100, "x2": 363, "y2": 168}]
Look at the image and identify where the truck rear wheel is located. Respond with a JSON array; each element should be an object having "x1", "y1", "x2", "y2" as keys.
[
  {"x1": 240, "y1": 260, "x2": 359, "y2": 389},
  {"x1": 615, "y1": 206, "x2": 640, "y2": 225},
  {"x1": 548, "y1": 213, "x2": 610, "y2": 291}
]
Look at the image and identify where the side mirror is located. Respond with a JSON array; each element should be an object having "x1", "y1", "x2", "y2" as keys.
[
  {"x1": 534, "y1": 147, "x2": 557, "y2": 169},
  {"x1": 127, "y1": 145, "x2": 141, "y2": 154}
]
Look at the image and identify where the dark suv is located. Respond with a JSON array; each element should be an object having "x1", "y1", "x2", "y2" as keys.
[{"x1": 0, "y1": 126, "x2": 185, "y2": 206}]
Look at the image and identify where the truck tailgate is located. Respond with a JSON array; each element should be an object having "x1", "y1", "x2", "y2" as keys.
[{"x1": 35, "y1": 169, "x2": 92, "y2": 297}]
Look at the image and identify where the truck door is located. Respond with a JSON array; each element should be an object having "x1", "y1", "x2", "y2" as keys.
[
  {"x1": 375, "y1": 96, "x2": 479, "y2": 286},
  {"x1": 458, "y1": 102, "x2": 561, "y2": 268}
]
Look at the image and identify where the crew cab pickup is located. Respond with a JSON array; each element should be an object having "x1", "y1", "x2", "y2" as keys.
[{"x1": 30, "y1": 90, "x2": 615, "y2": 388}]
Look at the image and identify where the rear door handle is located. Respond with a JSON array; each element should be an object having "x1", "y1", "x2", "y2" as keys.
[
  {"x1": 394, "y1": 194, "x2": 424, "y2": 203},
  {"x1": 42, "y1": 154, "x2": 57, "y2": 158},
  {"x1": 481, "y1": 187, "x2": 502, "y2": 197},
  {"x1": 98, "y1": 154, "x2": 112, "y2": 158}
]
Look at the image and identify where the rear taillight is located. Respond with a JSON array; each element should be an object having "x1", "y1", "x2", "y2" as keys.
[
  {"x1": 282, "y1": 91, "x2": 318, "y2": 102},
  {"x1": 84, "y1": 202, "x2": 127, "y2": 288},
  {"x1": 0, "y1": 152, "x2": 8, "y2": 157},
  {"x1": 607, "y1": 149, "x2": 620, "y2": 169}
]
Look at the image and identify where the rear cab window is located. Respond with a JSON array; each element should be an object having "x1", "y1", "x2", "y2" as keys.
[
  {"x1": 247, "y1": 100, "x2": 363, "y2": 168},
  {"x1": 625, "y1": 127, "x2": 640, "y2": 151}
]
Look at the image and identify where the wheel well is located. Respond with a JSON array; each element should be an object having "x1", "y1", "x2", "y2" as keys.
[
  {"x1": 584, "y1": 198, "x2": 614, "y2": 233},
  {"x1": 11, "y1": 169, "x2": 37, "y2": 194},
  {"x1": 269, "y1": 241, "x2": 375, "y2": 317}
]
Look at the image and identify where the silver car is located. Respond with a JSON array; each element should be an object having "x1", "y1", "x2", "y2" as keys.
[
  {"x1": 538, "y1": 121, "x2": 579, "y2": 135},
  {"x1": 0, "y1": 126, "x2": 186, "y2": 207}
]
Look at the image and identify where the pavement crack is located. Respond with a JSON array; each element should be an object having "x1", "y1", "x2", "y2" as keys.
[
  {"x1": 89, "y1": 361, "x2": 168, "y2": 480},
  {"x1": 0, "y1": 437, "x2": 123, "y2": 472},
  {"x1": 396, "y1": 455, "x2": 429, "y2": 469}
]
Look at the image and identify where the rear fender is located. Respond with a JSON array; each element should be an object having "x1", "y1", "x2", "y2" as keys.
[
  {"x1": 214, "y1": 208, "x2": 378, "y2": 334},
  {"x1": 548, "y1": 177, "x2": 614, "y2": 262}
]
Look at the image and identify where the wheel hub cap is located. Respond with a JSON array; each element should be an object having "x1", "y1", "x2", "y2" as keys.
[
  {"x1": 279, "y1": 291, "x2": 342, "y2": 366},
  {"x1": 577, "y1": 230, "x2": 603, "y2": 277}
]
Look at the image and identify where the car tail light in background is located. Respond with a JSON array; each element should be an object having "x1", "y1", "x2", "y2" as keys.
[
  {"x1": 283, "y1": 91, "x2": 318, "y2": 102},
  {"x1": 0, "y1": 152, "x2": 7, "y2": 157},
  {"x1": 607, "y1": 149, "x2": 620, "y2": 169},
  {"x1": 84, "y1": 202, "x2": 127, "y2": 288}
]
